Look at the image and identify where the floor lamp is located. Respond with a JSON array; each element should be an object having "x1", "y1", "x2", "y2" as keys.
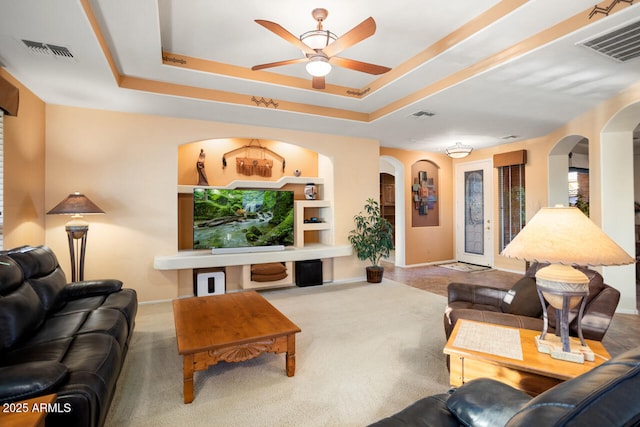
[
  {"x1": 47, "y1": 192, "x2": 105, "y2": 281},
  {"x1": 502, "y1": 206, "x2": 633, "y2": 363}
]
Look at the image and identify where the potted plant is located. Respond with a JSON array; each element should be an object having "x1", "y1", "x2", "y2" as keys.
[{"x1": 348, "y1": 198, "x2": 394, "y2": 283}]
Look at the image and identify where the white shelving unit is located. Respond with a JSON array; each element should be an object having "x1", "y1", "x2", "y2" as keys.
[{"x1": 294, "y1": 200, "x2": 332, "y2": 248}]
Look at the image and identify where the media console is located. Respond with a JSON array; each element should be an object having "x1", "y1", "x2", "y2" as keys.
[{"x1": 154, "y1": 243, "x2": 352, "y2": 270}]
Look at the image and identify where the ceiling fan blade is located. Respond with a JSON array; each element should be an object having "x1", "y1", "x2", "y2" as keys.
[
  {"x1": 330, "y1": 57, "x2": 391, "y2": 75},
  {"x1": 255, "y1": 20, "x2": 316, "y2": 56},
  {"x1": 322, "y1": 17, "x2": 376, "y2": 58},
  {"x1": 312, "y1": 76, "x2": 325, "y2": 89},
  {"x1": 251, "y1": 58, "x2": 307, "y2": 71}
]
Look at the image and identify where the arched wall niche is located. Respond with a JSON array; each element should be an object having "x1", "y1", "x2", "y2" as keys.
[
  {"x1": 176, "y1": 137, "x2": 333, "y2": 251},
  {"x1": 178, "y1": 137, "x2": 320, "y2": 186},
  {"x1": 411, "y1": 159, "x2": 440, "y2": 227}
]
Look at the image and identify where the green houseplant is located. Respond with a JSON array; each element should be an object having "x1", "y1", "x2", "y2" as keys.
[{"x1": 348, "y1": 198, "x2": 394, "y2": 283}]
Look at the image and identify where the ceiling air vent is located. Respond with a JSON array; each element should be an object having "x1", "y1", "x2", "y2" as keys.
[
  {"x1": 579, "y1": 19, "x2": 640, "y2": 62},
  {"x1": 21, "y1": 39, "x2": 75, "y2": 59},
  {"x1": 410, "y1": 110, "x2": 436, "y2": 118}
]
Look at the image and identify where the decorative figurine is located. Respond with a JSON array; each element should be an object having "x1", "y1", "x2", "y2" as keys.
[{"x1": 197, "y1": 149, "x2": 209, "y2": 186}]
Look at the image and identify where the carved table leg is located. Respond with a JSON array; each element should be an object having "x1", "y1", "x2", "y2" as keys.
[
  {"x1": 183, "y1": 354, "x2": 195, "y2": 404},
  {"x1": 286, "y1": 334, "x2": 296, "y2": 377}
]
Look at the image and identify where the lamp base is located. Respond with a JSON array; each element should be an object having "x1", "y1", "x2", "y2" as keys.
[{"x1": 535, "y1": 334, "x2": 594, "y2": 363}]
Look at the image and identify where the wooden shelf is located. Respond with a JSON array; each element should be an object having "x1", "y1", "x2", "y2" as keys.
[{"x1": 178, "y1": 176, "x2": 324, "y2": 193}]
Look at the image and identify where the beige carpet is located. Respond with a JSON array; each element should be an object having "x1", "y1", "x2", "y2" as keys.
[{"x1": 105, "y1": 280, "x2": 451, "y2": 427}]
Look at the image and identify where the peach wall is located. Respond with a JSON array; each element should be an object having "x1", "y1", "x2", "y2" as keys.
[
  {"x1": 44, "y1": 105, "x2": 379, "y2": 302},
  {"x1": 1, "y1": 69, "x2": 46, "y2": 248},
  {"x1": 379, "y1": 147, "x2": 454, "y2": 265}
]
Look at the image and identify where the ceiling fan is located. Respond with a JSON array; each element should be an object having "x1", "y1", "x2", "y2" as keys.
[{"x1": 251, "y1": 8, "x2": 391, "y2": 89}]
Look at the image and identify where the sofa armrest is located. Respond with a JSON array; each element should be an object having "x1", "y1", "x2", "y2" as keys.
[
  {"x1": 0, "y1": 361, "x2": 68, "y2": 404},
  {"x1": 447, "y1": 282, "x2": 508, "y2": 306},
  {"x1": 368, "y1": 394, "x2": 459, "y2": 427},
  {"x1": 578, "y1": 285, "x2": 620, "y2": 341},
  {"x1": 62, "y1": 279, "x2": 123, "y2": 300},
  {"x1": 446, "y1": 378, "x2": 531, "y2": 427}
]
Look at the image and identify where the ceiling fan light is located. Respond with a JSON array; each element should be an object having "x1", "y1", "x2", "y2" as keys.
[
  {"x1": 300, "y1": 29, "x2": 337, "y2": 50},
  {"x1": 446, "y1": 142, "x2": 473, "y2": 158},
  {"x1": 306, "y1": 56, "x2": 332, "y2": 77}
]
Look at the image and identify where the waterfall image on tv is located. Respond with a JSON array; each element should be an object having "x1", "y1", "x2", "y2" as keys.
[{"x1": 193, "y1": 188, "x2": 294, "y2": 250}]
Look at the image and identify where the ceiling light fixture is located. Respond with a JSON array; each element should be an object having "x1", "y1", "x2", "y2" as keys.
[
  {"x1": 446, "y1": 142, "x2": 473, "y2": 158},
  {"x1": 300, "y1": 29, "x2": 337, "y2": 51},
  {"x1": 305, "y1": 55, "x2": 332, "y2": 77}
]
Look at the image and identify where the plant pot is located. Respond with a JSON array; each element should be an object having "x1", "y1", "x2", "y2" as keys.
[{"x1": 366, "y1": 266, "x2": 384, "y2": 283}]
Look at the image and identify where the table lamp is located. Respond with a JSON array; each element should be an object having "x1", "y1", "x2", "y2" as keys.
[
  {"x1": 502, "y1": 206, "x2": 633, "y2": 363},
  {"x1": 47, "y1": 192, "x2": 105, "y2": 281}
]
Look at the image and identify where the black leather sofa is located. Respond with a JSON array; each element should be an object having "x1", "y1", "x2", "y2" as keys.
[
  {"x1": 0, "y1": 245, "x2": 137, "y2": 427},
  {"x1": 370, "y1": 346, "x2": 640, "y2": 427}
]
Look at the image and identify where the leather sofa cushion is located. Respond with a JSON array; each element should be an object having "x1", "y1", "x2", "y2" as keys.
[
  {"x1": 446, "y1": 379, "x2": 530, "y2": 427},
  {"x1": 101, "y1": 289, "x2": 138, "y2": 330},
  {"x1": 9, "y1": 247, "x2": 68, "y2": 315},
  {"x1": 0, "y1": 361, "x2": 68, "y2": 404},
  {"x1": 1, "y1": 338, "x2": 74, "y2": 365},
  {"x1": 368, "y1": 394, "x2": 459, "y2": 427},
  {"x1": 0, "y1": 282, "x2": 45, "y2": 351},
  {"x1": 500, "y1": 277, "x2": 542, "y2": 317},
  {"x1": 506, "y1": 347, "x2": 640, "y2": 427}
]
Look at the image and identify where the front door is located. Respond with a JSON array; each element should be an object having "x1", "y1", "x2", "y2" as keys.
[{"x1": 455, "y1": 160, "x2": 493, "y2": 266}]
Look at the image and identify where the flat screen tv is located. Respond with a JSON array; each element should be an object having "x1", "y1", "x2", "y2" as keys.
[{"x1": 193, "y1": 188, "x2": 294, "y2": 251}]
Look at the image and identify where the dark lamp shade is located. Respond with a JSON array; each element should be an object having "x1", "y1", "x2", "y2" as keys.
[{"x1": 47, "y1": 192, "x2": 105, "y2": 215}]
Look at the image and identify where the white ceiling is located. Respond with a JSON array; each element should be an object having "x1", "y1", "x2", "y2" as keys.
[{"x1": 0, "y1": 0, "x2": 639, "y2": 153}]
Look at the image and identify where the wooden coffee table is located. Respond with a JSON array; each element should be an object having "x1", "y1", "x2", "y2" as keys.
[
  {"x1": 173, "y1": 291, "x2": 301, "y2": 403},
  {"x1": 444, "y1": 319, "x2": 610, "y2": 396}
]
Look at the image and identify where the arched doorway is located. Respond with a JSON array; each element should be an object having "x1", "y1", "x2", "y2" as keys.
[
  {"x1": 600, "y1": 102, "x2": 640, "y2": 314},
  {"x1": 380, "y1": 156, "x2": 406, "y2": 267},
  {"x1": 548, "y1": 135, "x2": 588, "y2": 208}
]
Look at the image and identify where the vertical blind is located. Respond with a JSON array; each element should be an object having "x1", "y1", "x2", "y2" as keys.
[{"x1": 498, "y1": 163, "x2": 525, "y2": 251}]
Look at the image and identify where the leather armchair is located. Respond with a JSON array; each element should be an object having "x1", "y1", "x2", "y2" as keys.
[
  {"x1": 370, "y1": 346, "x2": 640, "y2": 427},
  {"x1": 444, "y1": 262, "x2": 620, "y2": 343}
]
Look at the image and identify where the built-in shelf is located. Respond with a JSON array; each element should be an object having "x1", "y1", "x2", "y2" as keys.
[
  {"x1": 178, "y1": 176, "x2": 325, "y2": 193},
  {"x1": 294, "y1": 200, "x2": 332, "y2": 248},
  {"x1": 154, "y1": 243, "x2": 352, "y2": 270}
]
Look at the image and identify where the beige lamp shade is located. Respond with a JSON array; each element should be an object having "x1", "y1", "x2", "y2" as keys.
[{"x1": 501, "y1": 206, "x2": 633, "y2": 267}]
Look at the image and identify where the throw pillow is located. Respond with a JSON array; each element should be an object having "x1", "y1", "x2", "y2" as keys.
[{"x1": 500, "y1": 276, "x2": 543, "y2": 317}]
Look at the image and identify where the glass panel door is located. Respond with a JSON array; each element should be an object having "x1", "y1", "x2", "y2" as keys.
[{"x1": 456, "y1": 160, "x2": 493, "y2": 266}]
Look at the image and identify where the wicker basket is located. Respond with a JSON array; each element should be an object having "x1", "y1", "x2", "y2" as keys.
[{"x1": 366, "y1": 266, "x2": 384, "y2": 283}]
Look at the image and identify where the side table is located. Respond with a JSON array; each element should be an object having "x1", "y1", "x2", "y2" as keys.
[{"x1": 444, "y1": 320, "x2": 610, "y2": 396}]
